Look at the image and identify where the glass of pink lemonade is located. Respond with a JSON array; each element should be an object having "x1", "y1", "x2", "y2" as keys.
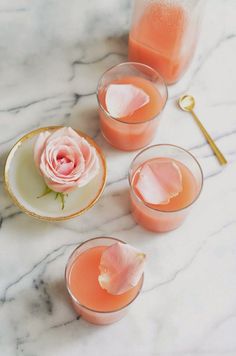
[
  {"x1": 65, "y1": 237, "x2": 144, "y2": 325},
  {"x1": 97, "y1": 62, "x2": 167, "y2": 151},
  {"x1": 129, "y1": 145, "x2": 203, "y2": 232},
  {"x1": 129, "y1": 0, "x2": 204, "y2": 84}
]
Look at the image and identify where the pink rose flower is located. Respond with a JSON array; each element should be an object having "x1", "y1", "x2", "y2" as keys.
[{"x1": 34, "y1": 127, "x2": 99, "y2": 193}]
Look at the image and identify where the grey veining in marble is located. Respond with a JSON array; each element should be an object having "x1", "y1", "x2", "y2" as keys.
[{"x1": 0, "y1": 0, "x2": 236, "y2": 355}]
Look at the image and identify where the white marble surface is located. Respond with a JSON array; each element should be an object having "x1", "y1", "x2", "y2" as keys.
[{"x1": 0, "y1": 0, "x2": 236, "y2": 355}]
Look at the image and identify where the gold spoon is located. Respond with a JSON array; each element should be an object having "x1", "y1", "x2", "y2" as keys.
[{"x1": 178, "y1": 95, "x2": 227, "y2": 165}]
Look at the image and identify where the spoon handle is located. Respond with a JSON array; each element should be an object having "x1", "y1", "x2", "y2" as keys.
[{"x1": 190, "y1": 110, "x2": 227, "y2": 165}]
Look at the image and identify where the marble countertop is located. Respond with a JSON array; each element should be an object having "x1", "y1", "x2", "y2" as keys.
[{"x1": 1, "y1": 0, "x2": 236, "y2": 355}]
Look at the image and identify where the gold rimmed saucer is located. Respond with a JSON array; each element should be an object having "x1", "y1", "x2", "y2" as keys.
[{"x1": 4, "y1": 126, "x2": 107, "y2": 221}]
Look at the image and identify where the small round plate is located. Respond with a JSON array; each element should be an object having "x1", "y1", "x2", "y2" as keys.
[{"x1": 4, "y1": 126, "x2": 107, "y2": 221}]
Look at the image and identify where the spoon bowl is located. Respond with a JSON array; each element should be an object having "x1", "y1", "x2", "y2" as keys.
[{"x1": 178, "y1": 95, "x2": 195, "y2": 112}]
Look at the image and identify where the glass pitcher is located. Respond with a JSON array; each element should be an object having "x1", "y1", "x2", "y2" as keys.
[{"x1": 128, "y1": 0, "x2": 204, "y2": 84}]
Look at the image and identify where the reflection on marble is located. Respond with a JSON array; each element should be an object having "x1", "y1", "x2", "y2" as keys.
[{"x1": 0, "y1": 0, "x2": 236, "y2": 355}]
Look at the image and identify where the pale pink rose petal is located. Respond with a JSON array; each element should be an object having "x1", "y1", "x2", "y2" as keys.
[
  {"x1": 53, "y1": 148, "x2": 73, "y2": 166},
  {"x1": 53, "y1": 147, "x2": 75, "y2": 175},
  {"x1": 77, "y1": 139, "x2": 99, "y2": 187},
  {"x1": 77, "y1": 154, "x2": 99, "y2": 187},
  {"x1": 135, "y1": 160, "x2": 183, "y2": 205},
  {"x1": 47, "y1": 127, "x2": 78, "y2": 141},
  {"x1": 34, "y1": 131, "x2": 50, "y2": 169},
  {"x1": 40, "y1": 155, "x2": 78, "y2": 186},
  {"x1": 57, "y1": 161, "x2": 74, "y2": 175},
  {"x1": 78, "y1": 139, "x2": 93, "y2": 174},
  {"x1": 105, "y1": 84, "x2": 150, "y2": 118},
  {"x1": 66, "y1": 127, "x2": 83, "y2": 141},
  {"x1": 51, "y1": 137, "x2": 85, "y2": 173},
  {"x1": 54, "y1": 146, "x2": 75, "y2": 162},
  {"x1": 98, "y1": 242, "x2": 145, "y2": 295},
  {"x1": 48, "y1": 127, "x2": 83, "y2": 148},
  {"x1": 47, "y1": 129, "x2": 87, "y2": 170},
  {"x1": 79, "y1": 138, "x2": 91, "y2": 162},
  {"x1": 43, "y1": 177, "x2": 77, "y2": 193},
  {"x1": 43, "y1": 141, "x2": 85, "y2": 181}
]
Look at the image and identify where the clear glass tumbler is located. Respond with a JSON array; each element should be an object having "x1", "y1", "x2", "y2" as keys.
[
  {"x1": 97, "y1": 62, "x2": 167, "y2": 151},
  {"x1": 65, "y1": 237, "x2": 144, "y2": 325},
  {"x1": 129, "y1": 0, "x2": 204, "y2": 84},
  {"x1": 129, "y1": 144, "x2": 203, "y2": 232}
]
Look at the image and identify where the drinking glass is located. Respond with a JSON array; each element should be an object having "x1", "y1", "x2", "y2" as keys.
[
  {"x1": 129, "y1": 144, "x2": 203, "y2": 232},
  {"x1": 97, "y1": 62, "x2": 167, "y2": 151},
  {"x1": 65, "y1": 237, "x2": 144, "y2": 325}
]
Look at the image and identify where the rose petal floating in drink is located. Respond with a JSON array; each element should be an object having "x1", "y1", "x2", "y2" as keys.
[
  {"x1": 105, "y1": 84, "x2": 149, "y2": 118},
  {"x1": 98, "y1": 242, "x2": 145, "y2": 295},
  {"x1": 135, "y1": 160, "x2": 183, "y2": 205}
]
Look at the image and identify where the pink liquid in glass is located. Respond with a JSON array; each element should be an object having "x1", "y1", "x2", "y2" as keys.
[
  {"x1": 66, "y1": 243, "x2": 143, "y2": 324},
  {"x1": 97, "y1": 63, "x2": 167, "y2": 151},
  {"x1": 129, "y1": 2, "x2": 198, "y2": 84},
  {"x1": 131, "y1": 157, "x2": 200, "y2": 232},
  {"x1": 98, "y1": 75, "x2": 165, "y2": 151}
]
